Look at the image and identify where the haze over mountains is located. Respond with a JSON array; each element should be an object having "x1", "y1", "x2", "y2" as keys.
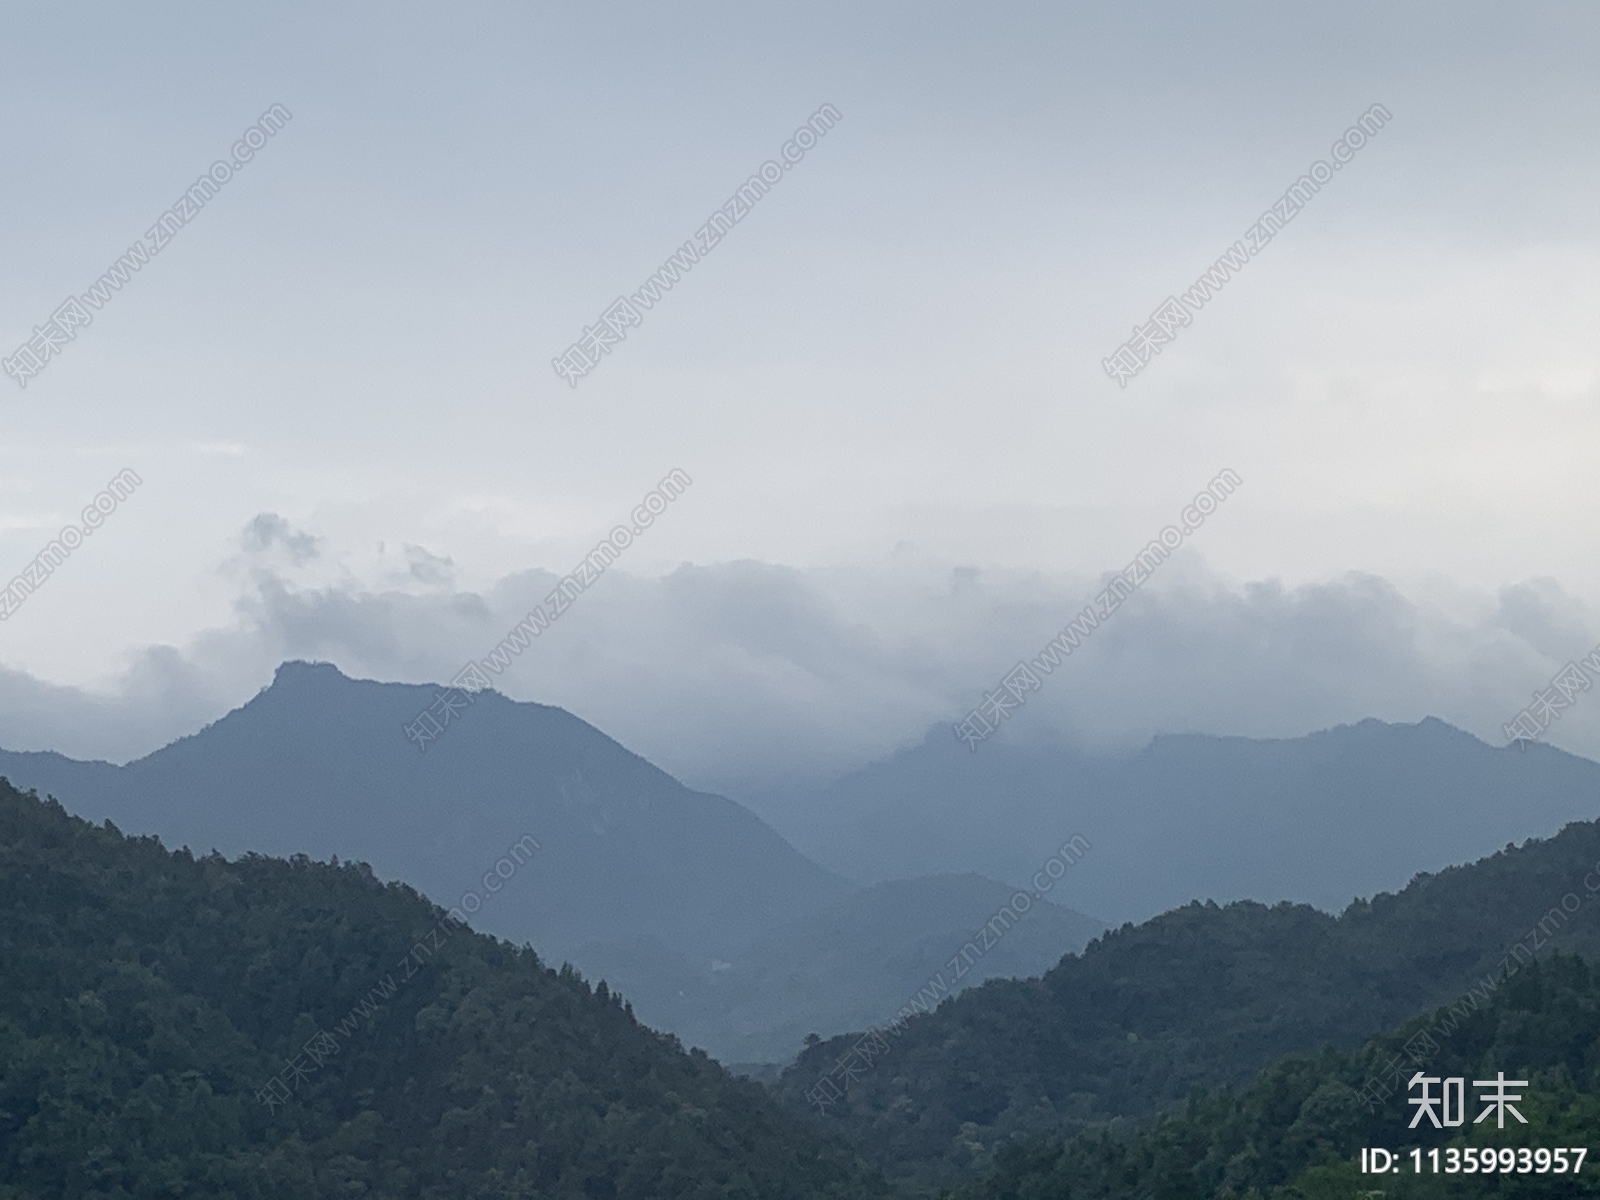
[
  {"x1": 9, "y1": 657, "x2": 1600, "y2": 1192},
  {"x1": 0, "y1": 661, "x2": 849, "y2": 962},
  {"x1": 747, "y1": 717, "x2": 1600, "y2": 922},
  {"x1": 15, "y1": 736, "x2": 1600, "y2": 1197},
  {"x1": 8, "y1": 659, "x2": 1600, "y2": 1066},
  {"x1": 0, "y1": 661, "x2": 1102, "y2": 1063}
]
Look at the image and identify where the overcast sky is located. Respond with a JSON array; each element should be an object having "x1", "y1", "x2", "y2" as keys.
[{"x1": 3, "y1": 2, "x2": 1599, "y2": 790}]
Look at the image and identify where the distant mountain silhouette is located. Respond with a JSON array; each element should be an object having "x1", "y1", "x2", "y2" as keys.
[
  {"x1": 0, "y1": 661, "x2": 1103, "y2": 1065},
  {"x1": 748, "y1": 717, "x2": 1600, "y2": 922},
  {"x1": 0, "y1": 661, "x2": 852, "y2": 963}
]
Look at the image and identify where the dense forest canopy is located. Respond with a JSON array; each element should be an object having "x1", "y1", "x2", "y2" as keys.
[
  {"x1": 777, "y1": 815, "x2": 1600, "y2": 1189},
  {"x1": 963, "y1": 952, "x2": 1600, "y2": 1199},
  {"x1": 0, "y1": 778, "x2": 886, "y2": 1200}
]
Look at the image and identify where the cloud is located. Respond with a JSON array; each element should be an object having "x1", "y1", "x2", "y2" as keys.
[
  {"x1": 240, "y1": 513, "x2": 320, "y2": 565},
  {"x1": 401, "y1": 544, "x2": 455, "y2": 587},
  {"x1": 0, "y1": 645, "x2": 240, "y2": 766},
  {"x1": 0, "y1": 544, "x2": 1596, "y2": 799}
]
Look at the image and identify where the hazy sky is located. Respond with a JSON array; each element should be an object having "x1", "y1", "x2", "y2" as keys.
[{"x1": 4, "y1": 2, "x2": 1599, "y2": 788}]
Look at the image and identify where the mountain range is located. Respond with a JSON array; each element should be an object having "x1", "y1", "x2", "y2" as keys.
[
  {"x1": 0, "y1": 661, "x2": 1101, "y2": 1064},
  {"x1": 745, "y1": 718, "x2": 1600, "y2": 922},
  {"x1": 9, "y1": 660, "x2": 1600, "y2": 1074},
  {"x1": 11, "y1": 699, "x2": 1600, "y2": 1195}
]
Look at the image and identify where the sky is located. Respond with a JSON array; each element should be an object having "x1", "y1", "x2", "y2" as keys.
[{"x1": 3, "y1": 1, "x2": 1599, "y2": 793}]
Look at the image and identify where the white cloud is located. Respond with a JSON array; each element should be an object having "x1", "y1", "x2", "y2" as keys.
[{"x1": 2, "y1": 532, "x2": 1596, "y2": 799}]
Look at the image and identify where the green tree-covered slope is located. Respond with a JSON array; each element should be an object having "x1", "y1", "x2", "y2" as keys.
[
  {"x1": 778, "y1": 816, "x2": 1600, "y2": 1188},
  {"x1": 966, "y1": 951, "x2": 1600, "y2": 1199},
  {"x1": 0, "y1": 778, "x2": 887, "y2": 1200}
]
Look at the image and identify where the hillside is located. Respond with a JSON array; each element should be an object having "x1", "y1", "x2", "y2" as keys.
[
  {"x1": 966, "y1": 951, "x2": 1600, "y2": 1198},
  {"x1": 0, "y1": 660, "x2": 855, "y2": 964},
  {"x1": 776, "y1": 812, "x2": 1600, "y2": 1188},
  {"x1": 0, "y1": 662, "x2": 1102, "y2": 1066},
  {"x1": 748, "y1": 719, "x2": 1600, "y2": 923},
  {"x1": 0, "y1": 778, "x2": 888, "y2": 1199}
]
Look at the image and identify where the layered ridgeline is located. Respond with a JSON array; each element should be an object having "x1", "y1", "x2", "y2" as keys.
[
  {"x1": 0, "y1": 661, "x2": 1102, "y2": 1064},
  {"x1": 965, "y1": 952, "x2": 1600, "y2": 1199},
  {"x1": 0, "y1": 780, "x2": 888, "y2": 1199},
  {"x1": 0, "y1": 661, "x2": 851, "y2": 965},
  {"x1": 748, "y1": 718, "x2": 1600, "y2": 924},
  {"x1": 776, "y1": 813, "x2": 1600, "y2": 1189}
]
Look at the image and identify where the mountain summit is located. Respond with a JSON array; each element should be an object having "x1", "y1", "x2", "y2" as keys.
[
  {"x1": 0, "y1": 660, "x2": 853, "y2": 962},
  {"x1": 0, "y1": 662, "x2": 1103, "y2": 1064}
]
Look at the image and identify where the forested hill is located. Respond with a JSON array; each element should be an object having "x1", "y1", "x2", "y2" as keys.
[
  {"x1": 966, "y1": 951, "x2": 1600, "y2": 1199},
  {"x1": 0, "y1": 778, "x2": 887, "y2": 1200},
  {"x1": 777, "y1": 813, "x2": 1600, "y2": 1189}
]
